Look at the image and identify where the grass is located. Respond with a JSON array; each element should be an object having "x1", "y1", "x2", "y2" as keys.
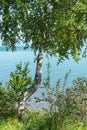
[
  {"x1": 0, "y1": 111, "x2": 87, "y2": 130},
  {"x1": 0, "y1": 117, "x2": 23, "y2": 130}
]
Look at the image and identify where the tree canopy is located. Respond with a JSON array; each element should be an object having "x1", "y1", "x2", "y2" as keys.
[{"x1": 0, "y1": 0, "x2": 87, "y2": 61}]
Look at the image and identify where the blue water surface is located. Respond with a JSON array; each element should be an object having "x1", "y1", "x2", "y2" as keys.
[
  {"x1": 0, "y1": 46, "x2": 87, "y2": 87},
  {"x1": 0, "y1": 46, "x2": 87, "y2": 110}
]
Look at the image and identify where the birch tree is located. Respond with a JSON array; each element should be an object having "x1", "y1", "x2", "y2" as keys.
[{"x1": 0, "y1": 0, "x2": 87, "y2": 120}]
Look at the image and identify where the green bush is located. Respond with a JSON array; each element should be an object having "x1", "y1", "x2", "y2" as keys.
[
  {"x1": 43, "y1": 76, "x2": 87, "y2": 128},
  {"x1": 0, "y1": 63, "x2": 33, "y2": 117},
  {"x1": 37, "y1": 61, "x2": 87, "y2": 129}
]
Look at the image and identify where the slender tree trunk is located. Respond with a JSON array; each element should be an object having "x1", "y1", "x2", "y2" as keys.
[{"x1": 18, "y1": 47, "x2": 43, "y2": 121}]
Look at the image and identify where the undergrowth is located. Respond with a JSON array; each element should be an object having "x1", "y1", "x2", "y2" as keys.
[{"x1": 0, "y1": 111, "x2": 87, "y2": 130}]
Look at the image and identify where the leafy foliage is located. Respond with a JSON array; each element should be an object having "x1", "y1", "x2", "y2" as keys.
[
  {"x1": 42, "y1": 76, "x2": 87, "y2": 127},
  {"x1": 7, "y1": 62, "x2": 33, "y2": 94},
  {"x1": 0, "y1": 0, "x2": 87, "y2": 60},
  {"x1": 0, "y1": 63, "x2": 33, "y2": 116}
]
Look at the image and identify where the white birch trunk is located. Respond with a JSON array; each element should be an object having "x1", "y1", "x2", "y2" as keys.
[{"x1": 18, "y1": 47, "x2": 43, "y2": 121}]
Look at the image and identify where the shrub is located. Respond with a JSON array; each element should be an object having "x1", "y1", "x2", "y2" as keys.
[
  {"x1": 36, "y1": 61, "x2": 87, "y2": 129},
  {"x1": 0, "y1": 63, "x2": 33, "y2": 117}
]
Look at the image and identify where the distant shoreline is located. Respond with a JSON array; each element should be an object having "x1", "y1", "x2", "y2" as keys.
[{"x1": 0, "y1": 45, "x2": 30, "y2": 52}]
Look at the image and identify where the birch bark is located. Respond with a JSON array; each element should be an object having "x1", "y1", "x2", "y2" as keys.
[{"x1": 18, "y1": 47, "x2": 43, "y2": 121}]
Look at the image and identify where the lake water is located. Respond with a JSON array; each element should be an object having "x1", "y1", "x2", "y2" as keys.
[
  {"x1": 0, "y1": 47, "x2": 87, "y2": 85},
  {"x1": 0, "y1": 46, "x2": 87, "y2": 110}
]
